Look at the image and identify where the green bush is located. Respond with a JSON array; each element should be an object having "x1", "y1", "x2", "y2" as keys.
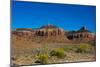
[
  {"x1": 50, "y1": 48, "x2": 65, "y2": 58},
  {"x1": 35, "y1": 54, "x2": 48, "y2": 64},
  {"x1": 75, "y1": 44, "x2": 91, "y2": 53}
]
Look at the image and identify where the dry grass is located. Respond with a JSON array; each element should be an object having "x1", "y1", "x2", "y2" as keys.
[{"x1": 11, "y1": 36, "x2": 96, "y2": 66}]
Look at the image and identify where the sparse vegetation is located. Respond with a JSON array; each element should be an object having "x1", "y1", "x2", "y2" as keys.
[
  {"x1": 35, "y1": 44, "x2": 49, "y2": 64},
  {"x1": 63, "y1": 45, "x2": 78, "y2": 52},
  {"x1": 35, "y1": 54, "x2": 49, "y2": 64},
  {"x1": 50, "y1": 48, "x2": 65, "y2": 58},
  {"x1": 12, "y1": 43, "x2": 95, "y2": 65},
  {"x1": 75, "y1": 44, "x2": 92, "y2": 53}
]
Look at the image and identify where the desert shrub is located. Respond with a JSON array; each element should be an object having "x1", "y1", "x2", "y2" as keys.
[
  {"x1": 75, "y1": 44, "x2": 91, "y2": 53},
  {"x1": 35, "y1": 44, "x2": 49, "y2": 64},
  {"x1": 50, "y1": 48, "x2": 65, "y2": 58},
  {"x1": 35, "y1": 54, "x2": 48, "y2": 64}
]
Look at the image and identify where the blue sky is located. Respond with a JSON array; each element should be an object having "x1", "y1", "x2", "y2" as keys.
[{"x1": 12, "y1": 1, "x2": 96, "y2": 33}]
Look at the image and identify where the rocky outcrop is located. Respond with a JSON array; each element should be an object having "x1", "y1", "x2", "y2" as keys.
[
  {"x1": 12, "y1": 25, "x2": 95, "y2": 43},
  {"x1": 65, "y1": 26, "x2": 95, "y2": 42}
]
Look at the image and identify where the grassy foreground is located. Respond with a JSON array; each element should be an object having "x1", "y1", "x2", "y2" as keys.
[{"x1": 11, "y1": 42, "x2": 96, "y2": 66}]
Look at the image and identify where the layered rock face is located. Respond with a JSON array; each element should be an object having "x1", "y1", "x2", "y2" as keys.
[
  {"x1": 35, "y1": 24, "x2": 64, "y2": 36},
  {"x1": 12, "y1": 25, "x2": 95, "y2": 43},
  {"x1": 65, "y1": 26, "x2": 95, "y2": 43}
]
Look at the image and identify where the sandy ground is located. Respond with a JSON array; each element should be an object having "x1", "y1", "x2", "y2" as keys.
[{"x1": 11, "y1": 42, "x2": 96, "y2": 66}]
